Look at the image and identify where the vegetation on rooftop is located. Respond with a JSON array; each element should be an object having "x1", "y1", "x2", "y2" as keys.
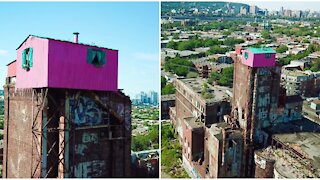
[
  {"x1": 186, "y1": 71, "x2": 199, "y2": 78},
  {"x1": 161, "y1": 124, "x2": 190, "y2": 178},
  {"x1": 208, "y1": 66, "x2": 234, "y2": 87},
  {"x1": 161, "y1": 76, "x2": 176, "y2": 95},
  {"x1": 201, "y1": 83, "x2": 214, "y2": 99}
]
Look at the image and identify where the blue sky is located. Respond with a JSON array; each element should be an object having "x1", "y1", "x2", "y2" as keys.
[{"x1": 0, "y1": 2, "x2": 159, "y2": 98}]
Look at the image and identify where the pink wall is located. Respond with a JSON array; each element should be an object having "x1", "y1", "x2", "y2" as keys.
[
  {"x1": 16, "y1": 36, "x2": 49, "y2": 88},
  {"x1": 48, "y1": 40, "x2": 118, "y2": 91},
  {"x1": 7, "y1": 61, "x2": 17, "y2": 77},
  {"x1": 241, "y1": 50, "x2": 275, "y2": 67}
]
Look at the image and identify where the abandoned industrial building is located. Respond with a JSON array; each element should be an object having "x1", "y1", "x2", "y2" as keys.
[
  {"x1": 169, "y1": 47, "x2": 320, "y2": 178},
  {"x1": 3, "y1": 34, "x2": 132, "y2": 178}
]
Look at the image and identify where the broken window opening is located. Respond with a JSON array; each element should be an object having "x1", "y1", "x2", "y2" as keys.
[
  {"x1": 265, "y1": 53, "x2": 272, "y2": 59},
  {"x1": 22, "y1": 48, "x2": 33, "y2": 70},
  {"x1": 87, "y1": 48, "x2": 107, "y2": 67},
  {"x1": 228, "y1": 139, "x2": 233, "y2": 148},
  {"x1": 244, "y1": 52, "x2": 249, "y2": 59},
  {"x1": 288, "y1": 109, "x2": 291, "y2": 117}
]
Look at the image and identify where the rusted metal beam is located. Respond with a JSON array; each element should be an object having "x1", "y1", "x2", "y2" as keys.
[
  {"x1": 58, "y1": 116, "x2": 65, "y2": 178},
  {"x1": 64, "y1": 92, "x2": 70, "y2": 178}
]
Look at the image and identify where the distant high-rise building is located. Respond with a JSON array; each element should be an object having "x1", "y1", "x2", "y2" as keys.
[
  {"x1": 149, "y1": 91, "x2": 159, "y2": 105},
  {"x1": 284, "y1": 9, "x2": 292, "y2": 17},
  {"x1": 280, "y1": 6, "x2": 284, "y2": 16},
  {"x1": 240, "y1": 6, "x2": 248, "y2": 15},
  {"x1": 249, "y1": 5, "x2": 258, "y2": 15},
  {"x1": 294, "y1": 10, "x2": 302, "y2": 18},
  {"x1": 135, "y1": 91, "x2": 158, "y2": 105}
]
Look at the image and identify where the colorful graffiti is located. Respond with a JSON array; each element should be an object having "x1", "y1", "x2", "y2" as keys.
[
  {"x1": 73, "y1": 160, "x2": 106, "y2": 177},
  {"x1": 74, "y1": 133, "x2": 99, "y2": 156},
  {"x1": 70, "y1": 95, "x2": 106, "y2": 127},
  {"x1": 75, "y1": 144, "x2": 88, "y2": 156},
  {"x1": 82, "y1": 133, "x2": 98, "y2": 144},
  {"x1": 124, "y1": 104, "x2": 131, "y2": 131}
]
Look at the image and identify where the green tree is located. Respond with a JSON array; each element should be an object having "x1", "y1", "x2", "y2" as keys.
[
  {"x1": 161, "y1": 76, "x2": 167, "y2": 89},
  {"x1": 162, "y1": 84, "x2": 176, "y2": 95},
  {"x1": 162, "y1": 34, "x2": 168, "y2": 40},
  {"x1": 222, "y1": 31, "x2": 231, "y2": 36},
  {"x1": 218, "y1": 66, "x2": 234, "y2": 87},
  {"x1": 186, "y1": 71, "x2": 198, "y2": 78},
  {"x1": 208, "y1": 71, "x2": 220, "y2": 84},
  {"x1": 131, "y1": 125, "x2": 159, "y2": 151},
  {"x1": 223, "y1": 38, "x2": 245, "y2": 46},
  {"x1": 276, "y1": 44, "x2": 288, "y2": 53},
  {"x1": 201, "y1": 83, "x2": 213, "y2": 99},
  {"x1": 164, "y1": 57, "x2": 194, "y2": 76},
  {"x1": 261, "y1": 30, "x2": 271, "y2": 39},
  {"x1": 166, "y1": 40, "x2": 178, "y2": 49},
  {"x1": 303, "y1": 39, "x2": 310, "y2": 43},
  {"x1": 207, "y1": 45, "x2": 229, "y2": 55},
  {"x1": 173, "y1": 33, "x2": 179, "y2": 39},
  {"x1": 251, "y1": 22, "x2": 258, "y2": 27},
  {"x1": 310, "y1": 58, "x2": 320, "y2": 72}
]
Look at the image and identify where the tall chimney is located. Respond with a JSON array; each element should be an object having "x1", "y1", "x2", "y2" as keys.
[{"x1": 73, "y1": 32, "x2": 79, "y2": 43}]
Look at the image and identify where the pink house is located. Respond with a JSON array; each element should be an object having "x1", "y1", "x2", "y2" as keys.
[
  {"x1": 7, "y1": 60, "x2": 17, "y2": 77},
  {"x1": 241, "y1": 47, "x2": 276, "y2": 67},
  {"x1": 15, "y1": 35, "x2": 118, "y2": 91}
]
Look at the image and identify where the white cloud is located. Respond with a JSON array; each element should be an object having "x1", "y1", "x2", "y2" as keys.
[
  {"x1": 132, "y1": 52, "x2": 159, "y2": 61},
  {"x1": 0, "y1": 49, "x2": 8, "y2": 56}
]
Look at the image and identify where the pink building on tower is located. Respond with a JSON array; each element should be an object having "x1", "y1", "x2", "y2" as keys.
[
  {"x1": 240, "y1": 47, "x2": 276, "y2": 67},
  {"x1": 15, "y1": 34, "x2": 118, "y2": 91}
]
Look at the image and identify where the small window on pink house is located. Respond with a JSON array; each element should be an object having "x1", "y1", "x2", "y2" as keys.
[
  {"x1": 87, "y1": 48, "x2": 106, "y2": 67},
  {"x1": 244, "y1": 52, "x2": 249, "y2": 59},
  {"x1": 265, "y1": 53, "x2": 272, "y2": 59},
  {"x1": 22, "y1": 48, "x2": 33, "y2": 70}
]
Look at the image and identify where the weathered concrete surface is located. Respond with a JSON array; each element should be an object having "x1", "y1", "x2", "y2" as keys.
[
  {"x1": 3, "y1": 86, "x2": 131, "y2": 178},
  {"x1": 3, "y1": 86, "x2": 43, "y2": 178}
]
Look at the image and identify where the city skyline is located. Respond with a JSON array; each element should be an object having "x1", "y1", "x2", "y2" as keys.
[
  {"x1": 0, "y1": 2, "x2": 160, "y2": 98},
  {"x1": 233, "y1": 0, "x2": 320, "y2": 11}
]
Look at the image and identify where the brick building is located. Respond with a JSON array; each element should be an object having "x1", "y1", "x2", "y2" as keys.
[
  {"x1": 161, "y1": 94, "x2": 175, "y2": 119},
  {"x1": 170, "y1": 78, "x2": 231, "y2": 141},
  {"x1": 169, "y1": 78, "x2": 232, "y2": 178},
  {"x1": 3, "y1": 34, "x2": 131, "y2": 178},
  {"x1": 281, "y1": 67, "x2": 320, "y2": 97},
  {"x1": 169, "y1": 47, "x2": 314, "y2": 178}
]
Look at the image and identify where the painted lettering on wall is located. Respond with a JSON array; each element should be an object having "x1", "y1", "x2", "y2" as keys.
[
  {"x1": 70, "y1": 95, "x2": 105, "y2": 127},
  {"x1": 73, "y1": 160, "x2": 106, "y2": 177},
  {"x1": 82, "y1": 133, "x2": 98, "y2": 144},
  {"x1": 75, "y1": 144, "x2": 88, "y2": 156}
]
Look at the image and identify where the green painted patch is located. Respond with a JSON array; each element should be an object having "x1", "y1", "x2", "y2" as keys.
[{"x1": 248, "y1": 47, "x2": 275, "y2": 54}]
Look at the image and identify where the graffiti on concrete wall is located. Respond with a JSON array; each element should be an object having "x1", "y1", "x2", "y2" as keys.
[
  {"x1": 75, "y1": 144, "x2": 88, "y2": 156},
  {"x1": 75, "y1": 133, "x2": 99, "y2": 156},
  {"x1": 70, "y1": 95, "x2": 106, "y2": 127},
  {"x1": 124, "y1": 105, "x2": 131, "y2": 131},
  {"x1": 82, "y1": 132, "x2": 98, "y2": 144},
  {"x1": 73, "y1": 160, "x2": 106, "y2": 177}
]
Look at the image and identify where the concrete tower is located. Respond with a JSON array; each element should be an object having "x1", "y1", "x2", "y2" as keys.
[{"x1": 230, "y1": 47, "x2": 281, "y2": 176}]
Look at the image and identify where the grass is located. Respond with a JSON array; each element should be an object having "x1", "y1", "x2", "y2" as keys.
[{"x1": 161, "y1": 124, "x2": 190, "y2": 178}]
